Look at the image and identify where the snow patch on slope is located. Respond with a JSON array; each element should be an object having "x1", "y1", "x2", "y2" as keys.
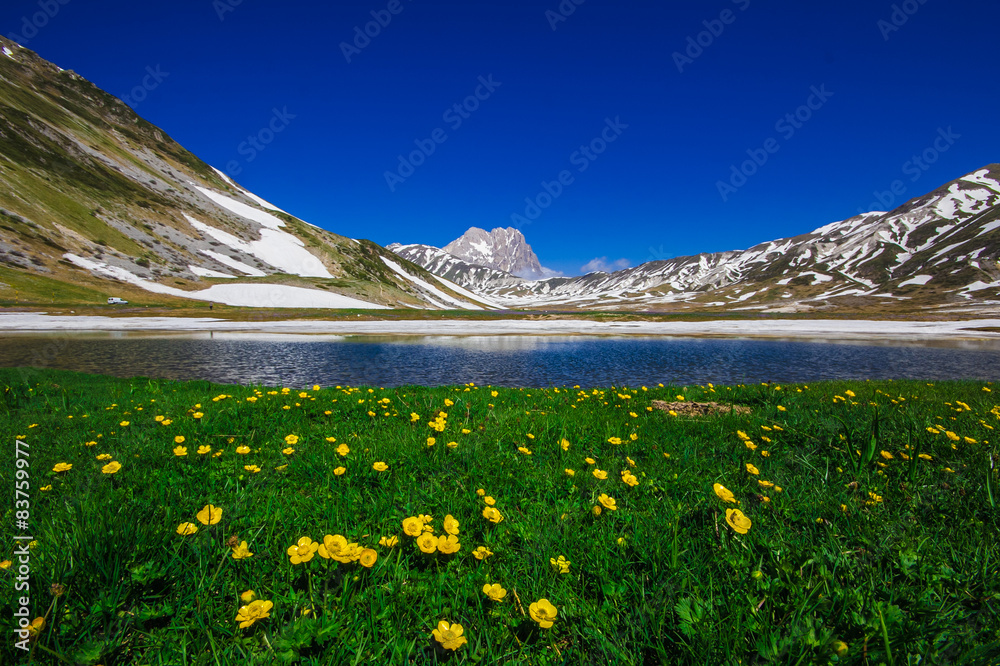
[
  {"x1": 184, "y1": 214, "x2": 332, "y2": 278},
  {"x1": 379, "y1": 257, "x2": 482, "y2": 310},
  {"x1": 63, "y1": 254, "x2": 385, "y2": 309},
  {"x1": 198, "y1": 250, "x2": 266, "y2": 277},
  {"x1": 189, "y1": 266, "x2": 236, "y2": 278},
  {"x1": 210, "y1": 167, "x2": 288, "y2": 214},
  {"x1": 898, "y1": 275, "x2": 933, "y2": 287}
]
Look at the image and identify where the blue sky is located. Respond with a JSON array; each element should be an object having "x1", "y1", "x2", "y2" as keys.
[{"x1": 4, "y1": 0, "x2": 998, "y2": 276}]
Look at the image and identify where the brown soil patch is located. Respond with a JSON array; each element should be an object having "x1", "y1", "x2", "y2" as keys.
[{"x1": 651, "y1": 400, "x2": 751, "y2": 416}]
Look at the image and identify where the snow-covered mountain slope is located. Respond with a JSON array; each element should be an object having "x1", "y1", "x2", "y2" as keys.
[
  {"x1": 442, "y1": 227, "x2": 554, "y2": 279},
  {"x1": 394, "y1": 166, "x2": 1000, "y2": 312},
  {"x1": 0, "y1": 35, "x2": 485, "y2": 310}
]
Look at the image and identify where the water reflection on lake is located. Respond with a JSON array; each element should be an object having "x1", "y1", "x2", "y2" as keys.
[{"x1": 0, "y1": 332, "x2": 998, "y2": 387}]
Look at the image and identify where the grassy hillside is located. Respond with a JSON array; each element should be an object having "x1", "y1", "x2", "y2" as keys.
[{"x1": 1, "y1": 369, "x2": 998, "y2": 664}]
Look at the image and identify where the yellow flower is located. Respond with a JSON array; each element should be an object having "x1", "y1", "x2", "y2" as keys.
[
  {"x1": 777, "y1": 405, "x2": 787, "y2": 412},
  {"x1": 197, "y1": 504, "x2": 222, "y2": 525},
  {"x1": 359, "y1": 548, "x2": 378, "y2": 568},
  {"x1": 176, "y1": 522, "x2": 198, "y2": 535},
  {"x1": 192, "y1": 412, "x2": 203, "y2": 419},
  {"x1": 336, "y1": 444, "x2": 350, "y2": 456},
  {"x1": 373, "y1": 461, "x2": 388, "y2": 472},
  {"x1": 585, "y1": 457, "x2": 596, "y2": 465},
  {"x1": 607, "y1": 436, "x2": 622, "y2": 445},
  {"x1": 240, "y1": 590, "x2": 256, "y2": 603},
  {"x1": 120, "y1": 421, "x2": 130, "y2": 427},
  {"x1": 173, "y1": 446, "x2": 187, "y2": 457},
  {"x1": 845, "y1": 390, "x2": 856, "y2": 398},
  {"x1": 287, "y1": 536, "x2": 319, "y2": 564},
  {"x1": 282, "y1": 447, "x2": 295, "y2": 455},
  {"x1": 410, "y1": 412, "x2": 420, "y2": 422},
  {"x1": 101, "y1": 461, "x2": 122, "y2": 474},
  {"x1": 745, "y1": 463, "x2": 760, "y2": 475},
  {"x1": 333, "y1": 466, "x2": 346, "y2": 476},
  {"x1": 529, "y1": 599, "x2": 558, "y2": 628},
  {"x1": 484, "y1": 496, "x2": 496, "y2": 506},
  {"x1": 417, "y1": 532, "x2": 438, "y2": 553},
  {"x1": 432, "y1": 620, "x2": 468, "y2": 651},
  {"x1": 40, "y1": 485, "x2": 52, "y2": 491},
  {"x1": 560, "y1": 438, "x2": 570, "y2": 450},
  {"x1": 919, "y1": 453, "x2": 933, "y2": 461},
  {"x1": 235, "y1": 599, "x2": 273, "y2": 629},
  {"x1": 565, "y1": 468, "x2": 576, "y2": 476},
  {"x1": 96, "y1": 453, "x2": 112, "y2": 460},
  {"x1": 437, "y1": 534, "x2": 461, "y2": 554},
  {"x1": 444, "y1": 399, "x2": 454, "y2": 407},
  {"x1": 403, "y1": 517, "x2": 424, "y2": 537},
  {"x1": 592, "y1": 505, "x2": 602, "y2": 516},
  {"x1": 472, "y1": 546, "x2": 493, "y2": 560},
  {"x1": 598, "y1": 493, "x2": 617, "y2": 510},
  {"x1": 25, "y1": 616, "x2": 45, "y2": 641},
  {"x1": 155, "y1": 415, "x2": 164, "y2": 422},
  {"x1": 482, "y1": 507, "x2": 504, "y2": 524},
  {"x1": 461, "y1": 428, "x2": 471, "y2": 434},
  {"x1": 760, "y1": 450, "x2": 770, "y2": 457},
  {"x1": 758, "y1": 479, "x2": 774, "y2": 488},
  {"x1": 713, "y1": 483, "x2": 736, "y2": 503},
  {"x1": 426, "y1": 437, "x2": 436, "y2": 447},
  {"x1": 725, "y1": 508, "x2": 752, "y2": 534},
  {"x1": 443, "y1": 515, "x2": 460, "y2": 536},
  {"x1": 446, "y1": 440, "x2": 458, "y2": 448},
  {"x1": 491, "y1": 390, "x2": 498, "y2": 397},
  {"x1": 593, "y1": 469, "x2": 608, "y2": 480},
  {"x1": 483, "y1": 583, "x2": 506, "y2": 601},
  {"x1": 52, "y1": 462, "x2": 72, "y2": 473},
  {"x1": 476, "y1": 488, "x2": 485, "y2": 496},
  {"x1": 236, "y1": 446, "x2": 251, "y2": 455},
  {"x1": 244, "y1": 465, "x2": 261, "y2": 473},
  {"x1": 550, "y1": 555, "x2": 571, "y2": 573},
  {"x1": 621, "y1": 472, "x2": 639, "y2": 487},
  {"x1": 85, "y1": 440, "x2": 97, "y2": 447},
  {"x1": 197, "y1": 445, "x2": 212, "y2": 455},
  {"x1": 880, "y1": 450, "x2": 894, "y2": 460},
  {"x1": 174, "y1": 436, "x2": 186, "y2": 445},
  {"x1": 518, "y1": 446, "x2": 532, "y2": 455},
  {"x1": 231, "y1": 541, "x2": 253, "y2": 560}
]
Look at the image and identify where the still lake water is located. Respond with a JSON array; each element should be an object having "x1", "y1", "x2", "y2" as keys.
[{"x1": 0, "y1": 332, "x2": 998, "y2": 387}]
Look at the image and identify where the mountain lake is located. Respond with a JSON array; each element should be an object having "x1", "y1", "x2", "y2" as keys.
[{"x1": 0, "y1": 332, "x2": 998, "y2": 387}]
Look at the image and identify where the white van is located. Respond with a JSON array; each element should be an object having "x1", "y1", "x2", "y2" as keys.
[{"x1": 107, "y1": 297, "x2": 129, "y2": 305}]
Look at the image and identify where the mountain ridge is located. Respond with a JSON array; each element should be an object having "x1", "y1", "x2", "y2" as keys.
[
  {"x1": 0, "y1": 35, "x2": 492, "y2": 311},
  {"x1": 391, "y1": 165, "x2": 1000, "y2": 313}
]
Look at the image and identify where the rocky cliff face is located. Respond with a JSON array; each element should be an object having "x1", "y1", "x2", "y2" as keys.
[{"x1": 443, "y1": 227, "x2": 546, "y2": 279}]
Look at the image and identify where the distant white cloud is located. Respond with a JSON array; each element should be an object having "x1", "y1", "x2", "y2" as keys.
[
  {"x1": 580, "y1": 257, "x2": 630, "y2": 274},
  {"x1": 539, "y1": 266, "x2": 564, "y2": 278}
]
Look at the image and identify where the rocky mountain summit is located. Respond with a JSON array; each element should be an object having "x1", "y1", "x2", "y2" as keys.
[{"x1": 443, "y1": 227, "x2": 550, "y2": 279}]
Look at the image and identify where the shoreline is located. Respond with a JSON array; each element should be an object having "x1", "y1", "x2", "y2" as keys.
[{"x1": 2, "y1": 313, "x2": 1000, "y2": 344}]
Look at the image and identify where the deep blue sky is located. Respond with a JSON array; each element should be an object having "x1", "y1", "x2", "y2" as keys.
[{"x1": 4, "y1": 0, "x2": 998, "y2": 276}]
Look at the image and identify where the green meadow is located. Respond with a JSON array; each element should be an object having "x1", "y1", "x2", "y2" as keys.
[{"x1": 1, "y1": 368, "x2": 998, "y2": 665}]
